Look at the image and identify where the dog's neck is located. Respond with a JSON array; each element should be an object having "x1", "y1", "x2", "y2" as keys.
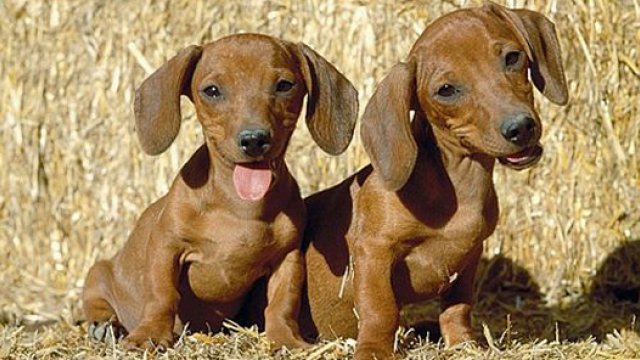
[
  {"x1": 179, "y1": 143, "x2": 297, "y2": 220},
  {"x1": 410, "y1": 113, "x2": 496, "y2": 205}
]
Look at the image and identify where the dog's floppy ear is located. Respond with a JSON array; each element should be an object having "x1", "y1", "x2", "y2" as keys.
[
  {"x1": 361, "y1": 60, "x2": 418, "y2": 192},
  {"x1": 134, "y1": 45, "x2": 203, "y2": 155},
  {"x1": 489, "y1": 3, "x2": 568, "y2": 105},
  {"x1": 295, "y1": 43, "x2": 358, "y2": 155}
]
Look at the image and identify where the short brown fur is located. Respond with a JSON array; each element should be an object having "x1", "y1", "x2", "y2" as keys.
[
  {"x1": 82, "y1": 33, "x2": 357, "y2": 351},
  {"x1": 301, "y1": 3, "x2": 567, "y2": 359}
]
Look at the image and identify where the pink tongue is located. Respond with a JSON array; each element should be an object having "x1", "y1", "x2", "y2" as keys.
[
  {"x1": 506, "y1": 147, "x2": 533, "y2": 162},
  {"x1": 233, "y1": 163, "x2": 272, "y2": 201}
]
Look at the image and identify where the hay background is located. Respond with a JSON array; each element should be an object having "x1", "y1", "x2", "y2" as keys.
[{"x1": 0, "y1": 0, "x2": 639, "y2": 358}]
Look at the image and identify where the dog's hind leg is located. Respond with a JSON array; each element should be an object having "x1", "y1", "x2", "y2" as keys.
[{"x1": 83, "y1": 260, "x2": 126, "y2": 341}]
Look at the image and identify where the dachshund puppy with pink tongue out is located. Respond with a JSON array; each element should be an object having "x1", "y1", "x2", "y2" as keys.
[{"x1": 82, "y1": 33, "x2": 357, "y2": 351}]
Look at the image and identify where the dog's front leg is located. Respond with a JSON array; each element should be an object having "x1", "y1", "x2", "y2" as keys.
[
  {"x1": 121, "y1": 232, "x2": 182, "y2": 351},
  {"x1": 439, "y1": 243, "x2": 482, "y2": 347},
  {"x1": 353, "y1": 240, "x2": 398, "y2": 360},
  {"x1": 263, "y1": 248, "x2": 310, "y2": 349}
]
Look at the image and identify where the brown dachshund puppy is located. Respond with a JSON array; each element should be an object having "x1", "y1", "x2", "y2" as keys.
[
  {"x1": 82, "y1": 33, "x2": 357, "y2": 351},
  {"x1": 301, "y1": 3, "x2": 567, "y2": 359}
]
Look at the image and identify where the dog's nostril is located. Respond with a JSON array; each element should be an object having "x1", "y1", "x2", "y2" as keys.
[
  {"x1": 504, "y1": 125, "x2": 520, "y2": 140},
  {"x1": 525, "y1": 120, "x2": 535, "y2": 132}
]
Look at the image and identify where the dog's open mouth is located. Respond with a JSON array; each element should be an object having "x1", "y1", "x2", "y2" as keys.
[
  {"x1": 498, "y1": 144, "x2": 543, "y2": 170},
  {"x1": 232, "y1": 161, "x2": 273, "y2": 201}
]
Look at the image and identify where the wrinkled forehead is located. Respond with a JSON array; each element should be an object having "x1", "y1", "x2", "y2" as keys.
[
  {"x1": 194, "y1": 34, "x2": 298, "y2": 80},
  {"x1": 411, "y1": 8, "x2": 521, "y2": 66}
]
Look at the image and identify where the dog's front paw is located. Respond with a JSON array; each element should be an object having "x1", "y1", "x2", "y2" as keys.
[
  {"x1": 269, "y1": 334, "x2": 312, "y2": 351},
  {"x1": 443, "y1": 329, "x2": 476, "y2": 348},
  {"x1": 120, "y1": 326, "x2": 174, "y2": 351},
  {"x1": 354, "y1": 344, "x2": 395, "y2": 360},
  {"x1": 266, "y1": 326, "x2": 312, "y2": 350}
]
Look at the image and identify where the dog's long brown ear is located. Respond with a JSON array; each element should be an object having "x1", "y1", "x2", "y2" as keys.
[
  {"x1": 490, "y1": 4, "x2": 568, "y2": 105},
  {"x1": 134, "y1": 45, "x2": 203, "y2": 155},
  {"x1": 361, "y1": 61, "x2": 417, "y2": 192},
  {"x1": 296, "y1": 43, "x2": 358, "y2": 155}
]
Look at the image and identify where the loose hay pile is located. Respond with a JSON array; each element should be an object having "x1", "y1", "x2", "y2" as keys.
[{"x1": 0, "y1": 0, "x2": 638, "y2": 358}]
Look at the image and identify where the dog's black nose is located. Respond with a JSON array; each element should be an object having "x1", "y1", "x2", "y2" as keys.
[
  {"x1": 238, "y1": 129, "x2": 271, "y2": 157},
  {"x1": 500, "y1": 114, "x2": 537, "y2": 146}
]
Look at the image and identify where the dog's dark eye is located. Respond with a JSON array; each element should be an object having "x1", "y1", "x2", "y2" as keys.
[
  {"x1": 275, "y1": 80, "x2": 294, "y2": 93},
  {"x1": 202, "y1": 85, "x2": 221, "y2": 99},
  {"x1": 505, "y1": 51, "x2": 522, "y2": 68},
  {"x1": 437, "y1": 84, "x2": 457, "y2": 97}
]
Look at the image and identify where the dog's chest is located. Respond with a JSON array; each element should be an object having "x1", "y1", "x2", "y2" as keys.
[
  {"x1": 181, "y1": 210, "x2": 300, "y2": 303},
  {"x1": 394, "y1": 204, "x2": 496, "y2": 303}
]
